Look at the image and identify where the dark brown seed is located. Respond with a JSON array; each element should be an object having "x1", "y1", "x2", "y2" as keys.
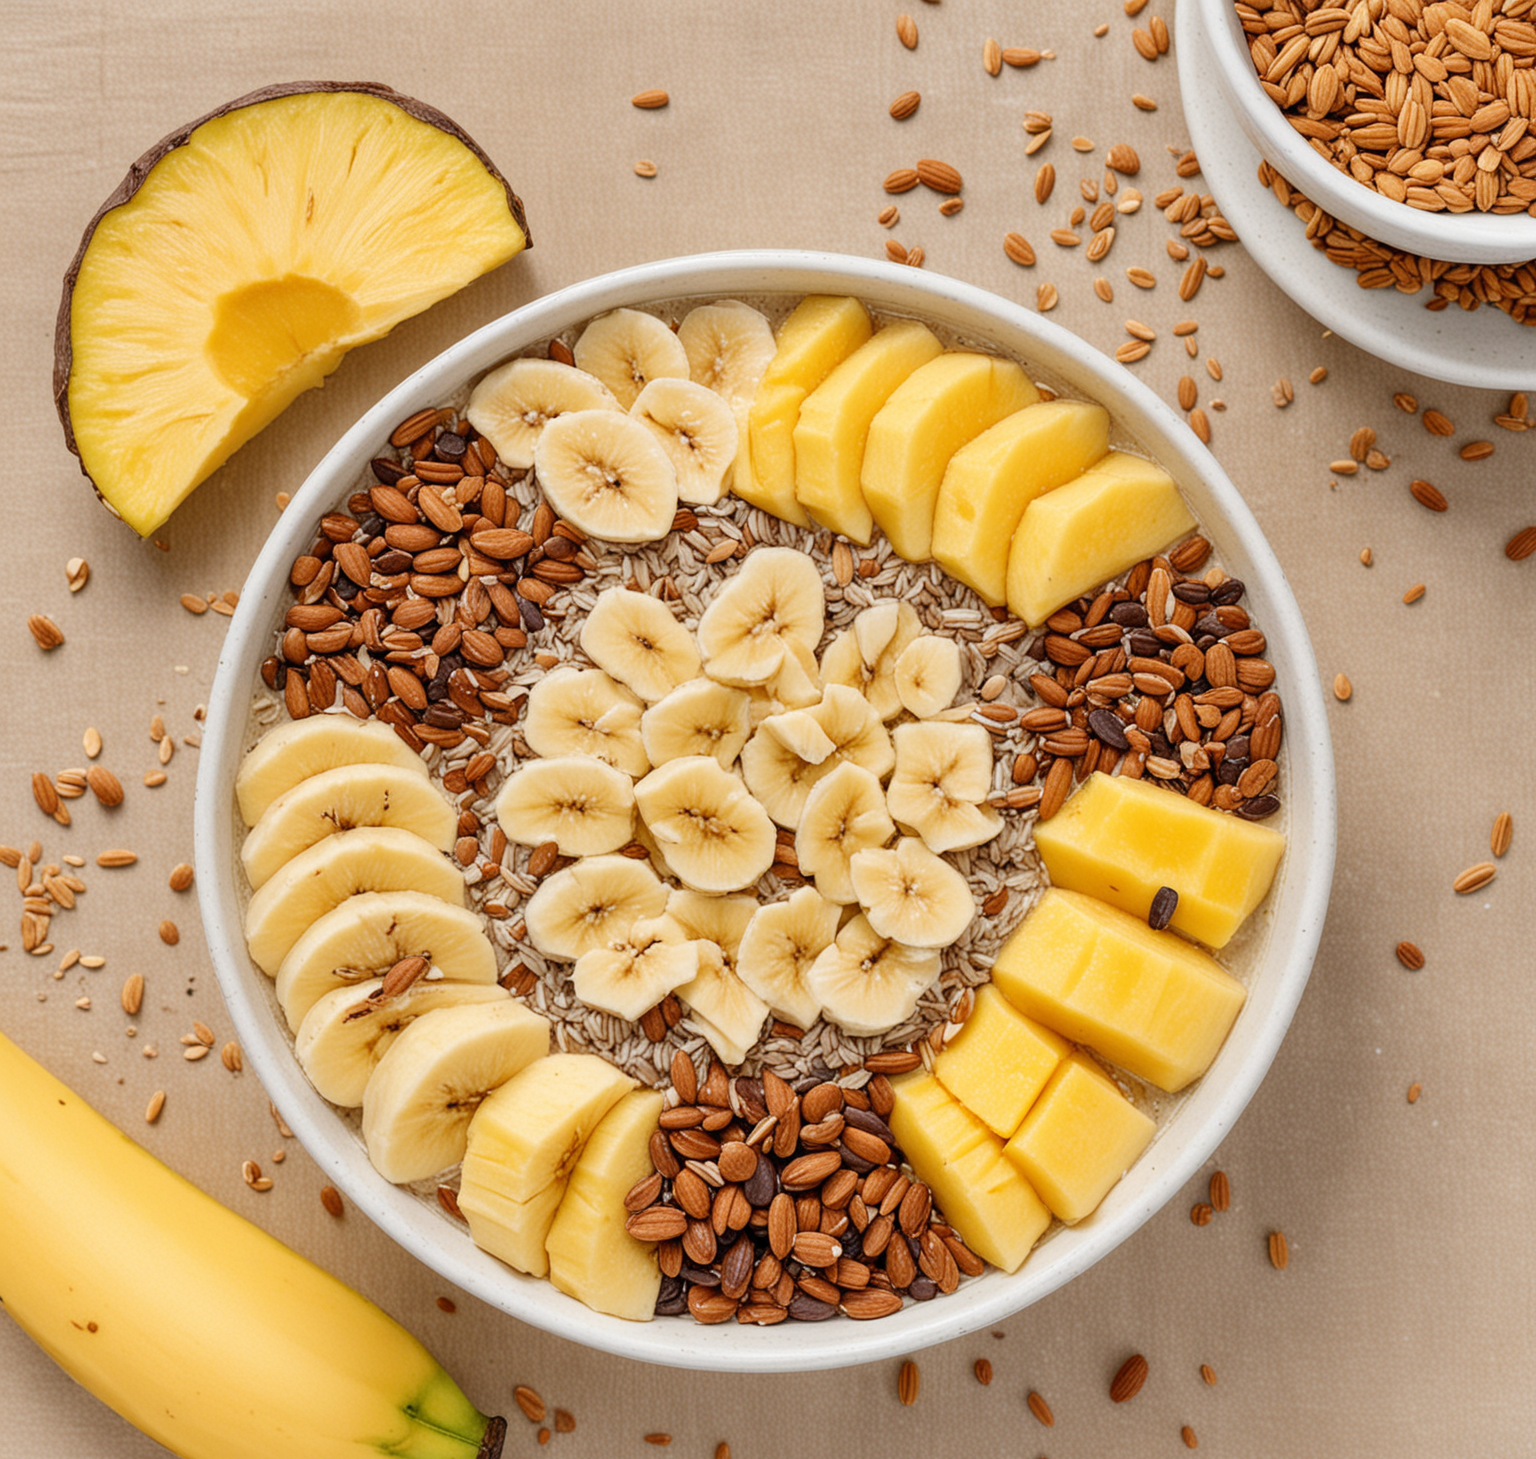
[{"x1": 1148, "y1": 885, "x2": 1178, "y2": 930}]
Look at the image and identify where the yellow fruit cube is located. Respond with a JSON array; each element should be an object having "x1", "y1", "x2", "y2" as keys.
[
  {"x1": 861, "y1": 353, "x2": 1040, "y2": 562},
  {"x1": 991, "y1": 887, "x2": 1247, "y2": 1091},
  {"x1": 1003, "y1": 1051, "x2": 1156, "y2": 1223},
  {"x1": 741, "y1": 296, "x2": 872, "y2": 526},
  {"x1": 933, "y1": 985, "x2": 1070, "y2": 1138},
  {"x1": 1004, "y1": 452, "x2": 1196, "y2": 626},
  {"x1": 546, "y1": 1089, "x2": 664, "y2": 1321},
  {"x1": 886, "y1": 1070, "x2": 1052, "y2": 1274},
  {"x1": 1032, "y1": 771, "x2": 1285, "y2": 949},
  {"x1": 793, "y1": 320, "x2": 943, "y2": 544},
  {"x1": 930, "y1": 400, "x2": 1110, "y2": 605}
]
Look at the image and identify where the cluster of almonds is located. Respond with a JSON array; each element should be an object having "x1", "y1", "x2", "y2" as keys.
[
  {"x1": 625, "y1": 1052, "x2": 978, "y2": 1323},
  {"x1": 265, "y1": 403, "x2": 596, "y2": 751},
  {"x1": 1016, "y1": 534, "x2": 1285, "y2": 823}
]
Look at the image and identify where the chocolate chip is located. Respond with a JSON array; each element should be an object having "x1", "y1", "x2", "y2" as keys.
[
  {"x1": 1210, "y1": 577, "x2": 1245, "y2": 606},
  {"x1": 1171, "y1": 581, "x2": 1211, "y2": 603},
  {"x1": 434, "y1": 431, "x2": 467, "y2": 461},
  {"x1": 742, "y1": 1151, "x2": 778, "y2": 1207},
  {"x1": 787, "y1": 1294, "x2": 838, "y2": 1322},
  {"x1": 843, "y1": 1107, "x2": 896, "y2": 1145},
  {"x1": 371, "y1": 456, "x2": 408, "y2": 484},
  {"x1": 1149, "y1": 885, "x2": 1179, "y2": 930},
  {"x1": 1236, "y1": 794, "x2": 1280, "y2": 820},
  {"x1": 518, "y1": 596, "x2": 544, "y2": 633},
  {"x1": 1110, "y1": 601, "x2": 1149, "y2": 627},
  {"x1": 907, "y1": 1277, "x2": 939, "y2": 1301},
  {"x1": 1128, "y1": 629, "x2": 1164, "y2": 658}
]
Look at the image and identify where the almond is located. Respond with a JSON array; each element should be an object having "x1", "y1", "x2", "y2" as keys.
[
  {"x1": 915, "y1": 158, "x2": 963, "y2": 194},
  {"x1": 1003, "y1": 232, "x2": 1037, "y2": 266},
  {"x1": 883, "y1": 168, "x2": 920, "y2": 194},
  {"x1": 625, "y1": 1206, "x2": 688, "y2": 1241},
  {"x1": 631, "y1": 89, "x2": 669, "y2": 109},
  {"x1": 889, "y1": 90, "x2": 921, "y2": 120},
  {"x1": 1110, "y1": 1353, "x2": 1149, "y2": 1402}
]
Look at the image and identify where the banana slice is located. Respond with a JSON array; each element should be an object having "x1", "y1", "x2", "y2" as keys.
[
  {"x1": 740, "y1": 686, "x2": 889, "y2": 829},
  {"x1": 739, "y1": 719, "x2": 833, "y2": 829},
  {"x1": 361, "y1": 1000, "x2": 551, "y2": 1184},
  {"x1": 819, "y1": 601, "x2": 924, "y2": 722},
  {"x1": 573, "y1": 308, "x2": 691, "y2": 410},
  {"x1": 525, "y1": 667, "x2": 650, "y2": 777},
  {"x1": 763, "y1": 708, "x2": 837, "y2": 766},
  {"x1": 633, "y1": 756, "x2": 776, "y2": 894},
  {"x1": 579, "y1": 587, "x2": 701, "y2": 703},
  {"x1": 814, "y1": 683, "x2": 896, "y2": 779},
  {"x1": 676, "y1": 939, "x2": 769, "y2": 1067},
  {"x1": 460, "y1": 1054, "x2": 637, "y2": 1278},
  {"x1": 735, "y1": 886, "x2": 841, "y2": 1030},
  {"x1": 294, "y1": 977, "x2": 509, "y2": 1107},
  {"x1": 494, "y1": 756, "x2": 636, "y2": 857},
  {"x1": 466, "y1": 356, "x2": 621, "y2": 470},
  {"x1": 894, "y1": 635, "x2": 964, "y2": 719},
  {"x1": 243, "y1": 827, "x2": 464, "y2": 976},
  {"x1": 664, "y1": 888, "x2": 757, "y2": 969},
  {"x1": 849, "y1": 836, "x2": 975, "y2": 948},
  {"x1": 533, "y1": 409, "x2": 679, "y2": 545},
  {"x1": 678, "y1": 300, "x2": 777, "y2": 417},
  {"x1": 235, "y1": 716, "x2": 427, "y2": 827},
  {"x1": 796, "y1": 762, "x2": 896, "y2": 904},
  {"x1": 545, "y1": 1087, "x2": 666, "y2": 1322},
  {"x1": 885, "y1": 721, "x2": 1004, "y2": 854},
  {"x1": 274, "y1": 890, "x2": 497, "y2": 1033},
  {"x1": 804, "y1": 913, "x2": 941, "y2": 1037},
  {"x1": 630, "y1": 377, "x2": 739, "y2": 506},
  {"x1": 572, "y1": 915, "x2": 701, "y2": 1021},
  {"x1": 524, "y1": 854, "x2": 669, "y2": 962},
  {"x1": 696, "y1": 547, "x2": 825, "y2": 688},
  {"x1": 239, "y1": 762, "x2": 456, "y2": 891},
  {"x1": 639, "y1": 678, "x2": 752, "y2": 769},
  {"x1": 764, "y1": 636, "x2": 824, "y2": 709}
]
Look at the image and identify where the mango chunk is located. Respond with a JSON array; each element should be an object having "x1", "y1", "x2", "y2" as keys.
[
  {"x1": 933, "y1": 985, "x2": 1070, "y2": 1138},
  {"x1": 887, "y1": 1069, "x2": 1052, "y2": 1274},
  {"x1": 741, "y1": 296, "x2": 872, "y2": 526},
  {"x1": 990, "y1": 887, "x2": 1247, "y2": 1091},
  {"x1": 1032, "y1": 772, "x2": 1285, "y2": 949},
  {"x1": 1003, "y1": 1051, "x2": 1156, "y2": 1223},
  {"x1": 793, "y1": 320, "x2": 943, "y2": 544},
  {"x1": 861, "y1": 353, "x2": 1039, "y2": 562},
  {"x1": 1004, "y1": 451, "x2": 1196, "y2": 626},
  {"x1": 930, "y1": 400, "x2": 1110, "y2": 605}
]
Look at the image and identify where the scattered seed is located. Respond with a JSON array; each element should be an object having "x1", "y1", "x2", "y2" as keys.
[
  {"x1": 938, "y1": 197, "x2": 964, "y2": 216},
  {"x1": 984, "y1": 37, "x2": 1003, "y2": 75},
  {"x1": 631, "y1": 89, "x2": 669, "y2": 109},
  {"x1": 66, "y1": 558, "x2": 89, "y2": 593},
  {"x1": 1393, "y1": 392, "x2": 1418, "y2": 414},
  {"x1": 973, "y1": 1358, "x2": 993, "y2": 1385},
  {"x1": 1332, "y1": 673, "x2": 1352, "y2": 701},
  {"x1": 159, "y1": 919, "x2": 180, "y2": 946},
  {"x1": 634, "y1": 160, "x2": 658, "y2": 178},
  {"x1": 1183, "y1": 1424, "x2": 1199, "y2": 1449},
  {"x1": 515, "y1": 1386, "x2": 547, "y2": 1423},
  {"x1": 1267, "y1": 1230, "x2": 1289, "y2": 1270},
  {"x1": 221, "y1": 1041, "x2": 244, "y2": 1073},
  {"x1": 320, "y1": 1184, "x2": 345, "y2": 1217},
  {"x1": 1191, "y1": 1202, "x2": 1213, "y2": 1225},
  {"x1": 1037, "y1": 283, "x2": 1059, "y2": 312},
  {"x1": 1396, "y1": 940, "x2": 1426, "y2": 970},
  {"x1": 1201, "y1": 1364, "x2": 1217, "y2": 1386},
  {"x1": 436, "y1": 1296, "x2": 457, "y2": 1314},
  {"x1": 898, "y1": 1360, "x2": 920, "y2": 1405},
  {"x1": 1127, "y1": 266, "x2": 1157, "y2": 289},
  {"x1": 120, "y1": 974, "x2": 144, "y2": 1016},
  {"x1": 1149, "y1": 885, "x2": 1179, "y2": 930},
  {"x1": 1111, "y1": 1354, "x2": 1149, "y2": 1402},
  {"x1": 1505, "y1": 526, "x2": 1536, "y2": 560},
  {"x1": 28, "y1": 615, "x2": 64, "y2": 651},
  {"x1": 1423, "y1": 409, "x2": 1454, "y2": 436},
  {"x1": 1360, "y1": 548, "x2": 1373, "y2": 566},
  {"x1": 1407, "y1": 1082, "x2": 1423, "y2": 1104},
  {"x1": 555, "y1": 1412, "x2": 576, "y2": 1434},
  {"x1": 644, "y1": 1437, "x2": 672, "y2": 1448},
  {"x1": 1453, "y1": 862, "x2": 1496, "y2": 895},
  {"x1": 180, "y1": 593, "x2": 209, "y2": 614},
  {"x1": 1460, "y1": 440, "x2": 1494, "y2": 461},
  {"x1": 1027, "y1": 1391, "x2": 1055, "y2": 1426},
  {"x1": 144, "y1": 1089, "x2": 166, "y2": 1124},
  {"x1": 878, "y1": 204, "x2": 899, "y2": 227},
  {"x1": 890, "y1": 90, "x2": 921, "y2": 120},
  {"x1": 1491, "y1": 812, "x2": 1513, "y2": 858},
  {"x1": 896, "y1": 13, "x2": 918, "y2": 48},
  {"x1": 1004, "y1": 233, "x2": 1036, "y2": 267},
  {"x1": 1210, "y1": 1170, "x2": 1231, "y2": 1211}
]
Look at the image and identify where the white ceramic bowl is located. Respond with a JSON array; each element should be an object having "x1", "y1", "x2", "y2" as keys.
[
  {"x1": 196, "y1": 251, "x2": 1336, "y2": 1372},
  {"x1": 1197, "y1": 0, "x2": 1536, "y2": 266}
]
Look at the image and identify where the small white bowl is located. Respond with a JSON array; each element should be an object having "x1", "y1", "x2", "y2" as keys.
[
  {"x1": 196, "y1": 251, "x2": 1336, "y2": 1372},
  {"x1": 1198, "y1": 0, "x2": 1536, "y2": 266}
]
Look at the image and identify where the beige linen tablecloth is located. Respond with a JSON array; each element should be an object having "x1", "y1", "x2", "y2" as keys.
[{"x1": 3, "y1": 2, "x2": 1532, "y2": 1455}]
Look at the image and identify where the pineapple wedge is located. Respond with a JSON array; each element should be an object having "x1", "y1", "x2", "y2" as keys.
[
  {"x1": 861, "y1": 353, "x2": 1039, "y2": 562},
  {"x1": 56, "y1": 83, "x2": 529, "y2": 536},
  {"x1": 887, "y1": 1071, "x2": 1052, "y2": 1274},
  {"x1": 929, "y1": 400, "x2": 1110, "y2": 605},
  {"x1": 458, "y1": 1054, "x2": 635, "y2": 1279},
  {"x1": 545, "y1": 1089, "x2": 666, "y2": 1320},
  {"x1": 741, "y1": 296, "x2": 872, "y2": 526},
  {"x1": 792, "y1": 320, "x2": 942, "y2": 543}
]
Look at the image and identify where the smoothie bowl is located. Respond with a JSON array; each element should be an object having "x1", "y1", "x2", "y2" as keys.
[{"x1": 196, "y1": 250, "x2": 1335, "y2": 1372}]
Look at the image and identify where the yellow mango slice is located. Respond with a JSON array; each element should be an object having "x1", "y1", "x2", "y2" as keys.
[
  {"x1": 990, "y1": 887, "x2": 1248, "y2": 1091},
  {"x1": 1032, "y1": 771, "x2": 1285, "y2": 949},
  {"x1": 930, "y1": 400, "x2": 1110, "y2": 605},
  {"x1": 933, "y1": 985, "x2": 1070, "y2": 1138},
  {"x1": 1004, "y1": 452, "x2": 1196, "y2": 626},
  {"x1": 861, "y1": 353, "x2": 1039, "y2": 562},
  {"x1": 1003, "y1": 1051, "x2": 1156, "y2": 1224},
  {"x1": 793, "y1": 320, "x2": 943, "y2": 543},
  {"x1": 887, "y1": 1070, "x2": 1052, "y2": 1274},
  {"x1": 740, "y1": 296, "x2": 872, "y2": 527}
]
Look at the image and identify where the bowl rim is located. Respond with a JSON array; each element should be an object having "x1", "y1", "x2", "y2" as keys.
[
  {"x1": 1196, "y1": 0, "x2": 1536, "y2": 266},
  {"x1": 196, "y1": 249, "x2": 1337, "y2": 1371}
]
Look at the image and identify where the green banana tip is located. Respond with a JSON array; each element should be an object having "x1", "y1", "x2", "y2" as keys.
[{"x1": 478, "y1": 1415, "x2": 506, "y2": 1459}]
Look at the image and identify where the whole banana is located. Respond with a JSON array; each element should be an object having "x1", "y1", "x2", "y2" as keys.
[{"x1": 0, "y1": 1028, "x2": 504, "y2": 1459}]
